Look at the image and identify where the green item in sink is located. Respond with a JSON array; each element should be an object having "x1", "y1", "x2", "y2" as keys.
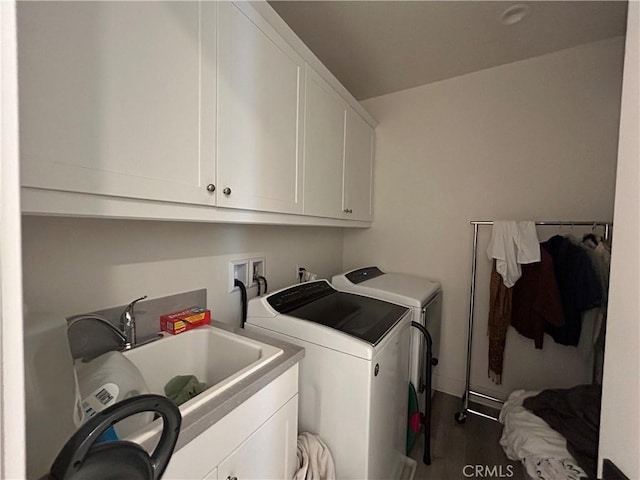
[{"x1": 164, "y1": 375, "x2": 207, "y2": 406}]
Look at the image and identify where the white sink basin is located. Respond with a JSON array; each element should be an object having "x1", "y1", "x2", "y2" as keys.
[{"x1": 122, "y1": 326, "x2": 283, "y2": 443}]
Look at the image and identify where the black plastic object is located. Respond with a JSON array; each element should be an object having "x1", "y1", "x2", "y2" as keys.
[
  {"x1": 268, "y1": 281, "x2": 409, "y2": 346},
  {"x1": 257, "y1": 275, "x2": 268, "y2": 294},
  {"x1": 411, "y1": 321, "x2": 436, "y2": 465},
  {"x1": 48, "y1": 394, "x2": 181, "y2": 480},
  {"x1": 235, "y1": 278, "x2": 248, "y2": 328},
  {"x1": 267, "y1": 280, "x2": 336, "y2": 312},
  {"x1": 603, "y1": 459, "x2": 630, "y2": 480},
  {"x1": 344, "y1": 266, "x2": 385, "y2": 284}
]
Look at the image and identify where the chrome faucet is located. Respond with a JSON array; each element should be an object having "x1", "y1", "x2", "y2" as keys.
[{"x1": 120, "y1": 295, "x2": 147, "y2": 350}]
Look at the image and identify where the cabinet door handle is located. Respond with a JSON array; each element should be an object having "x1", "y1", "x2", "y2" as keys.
[
  {"x1": 226, "y1": 476, "x2": 238, "y2": 480},
  {"x1": 343, "y1": 208, "x2": 350, "y2": 213},
  {"x1": 206, "y1": 184, "x2": 216, "y2": 193},
  {"x1": 223, "y1": 187, "x2": 232, "y2": 195}
]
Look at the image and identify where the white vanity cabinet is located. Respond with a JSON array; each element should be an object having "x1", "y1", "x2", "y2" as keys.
[
  {"x1": 216, "y1": 2, "x2": 305, "y2": 215},
  {"x1": 18, "y1": 1, "x2": 217, "y2": 206},
  {"x1": 217, "y1": 397, "x2": 298, "y2": 480},
  {"x1": 163, "y1": 366, "x2": 298, "y2": 480}
]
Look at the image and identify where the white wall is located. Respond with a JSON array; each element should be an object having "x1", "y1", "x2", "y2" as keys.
[
  {"x1": 1, "y1": 1, "x2": 26, "y2": 477},
  {"x1": 598, "y1": 2, "x2": 640, "y2": 477},
  {"x1": 22, "y1": 217, "x2": 344, "y2": 323},
  {"x1": 343, "y1": 38, "x2": 625, "y2": 398}
]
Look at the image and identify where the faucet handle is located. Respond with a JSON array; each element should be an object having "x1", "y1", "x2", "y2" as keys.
[
  {"x1": 126, "y1": 295, "x2": 148, "y2": 312},
  {"x1": 121, "y1": 295, "x2": 147, "y2": 324},
  {"x1": 120, "y1": 295, "x2": 147, "y2": 350}
]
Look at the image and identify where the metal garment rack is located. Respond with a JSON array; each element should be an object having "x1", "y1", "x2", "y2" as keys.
[{"x1": 455, "y1": 220, "x2": 612, "y2": 424}]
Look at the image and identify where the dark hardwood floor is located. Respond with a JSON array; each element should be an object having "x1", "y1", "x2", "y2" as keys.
[{"x1": 409, "y1": 392, "x2": 527, "y2": 480}]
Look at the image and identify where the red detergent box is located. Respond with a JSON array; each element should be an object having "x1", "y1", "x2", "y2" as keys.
[{"x1": 160, "y1": 307, "x2": 211, "y2": 335}]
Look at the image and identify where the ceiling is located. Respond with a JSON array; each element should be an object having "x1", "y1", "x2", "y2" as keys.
[{"x1": 269, "y1": 1, "x2": 628, "y2": 100}]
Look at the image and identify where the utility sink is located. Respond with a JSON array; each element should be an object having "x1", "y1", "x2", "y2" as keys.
[{"x1": 122, "y1": 325, "x2": 283, "y2": 443}]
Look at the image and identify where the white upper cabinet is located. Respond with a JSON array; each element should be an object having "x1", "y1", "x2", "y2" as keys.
[
  {"x1": 18, "y1": 2, "x2": 216, "y2": 206},
  {"x1": 303, "y1": 68, "x2": 347, "y2": 218},
  {"x1": 216, "y1": 2, "x2": 305, "y2": 215},
  {"x1": 344, "y1": 110, "x2": 374, "y2": 221},
  {"x1": 303, "y1": 68, "x2": 375, "y2": 221},
  {"x1": 18, "y1": 1, "x2": 375, "y2": 226}
]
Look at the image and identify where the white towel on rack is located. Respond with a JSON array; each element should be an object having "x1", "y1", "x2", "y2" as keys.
[{"x1": 487, "y1": 221, "x2": 541, "y2": 288}]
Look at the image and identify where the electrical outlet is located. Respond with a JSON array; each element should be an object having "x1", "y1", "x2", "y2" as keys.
[
  {"x1": 229, "y1": 259, "x2": 249, "y2": 293},
  {"x1": 249, "y1": 257, "x2": 266, "y2": 287}
]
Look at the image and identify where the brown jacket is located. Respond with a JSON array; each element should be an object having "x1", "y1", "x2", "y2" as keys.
[{"x1": 511, "y1": 248, "x2": 565, "y2": 348}]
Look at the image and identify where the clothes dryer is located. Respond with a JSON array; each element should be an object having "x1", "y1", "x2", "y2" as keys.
[
  {"x1": 332, "y1": 267, "x2": 442, "y2": 405},
  {"x1": 246, "y1": 280, "x2": 416, "y2": 480}
]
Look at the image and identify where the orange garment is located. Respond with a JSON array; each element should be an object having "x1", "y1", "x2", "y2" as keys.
[{"x1": 488, "y1": 260, "x2": 512, "y2": 384}]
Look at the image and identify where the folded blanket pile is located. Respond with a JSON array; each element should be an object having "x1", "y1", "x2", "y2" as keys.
[
  {"x1": 523, "y1": 385, "x2": 601, "y2": 479},
  {"x1": 499, "y1": 389, "x2": 586, "y2": 480}
]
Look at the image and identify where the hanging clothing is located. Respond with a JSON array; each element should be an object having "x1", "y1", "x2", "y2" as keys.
[
  {"x1": 487, "y1": 221, "x2": 541, "y2": 288},
  {"x1": 581, "y1": 236, "x2": 611, "y2": 301},
  {"x1": 565, "y1": 236, "x2": 604, "y2": 358},
  {"x1": 488, "y1": 260, "x2": 512, "y2": 384},
  {"x1": 511, "y1": 248, "x2": 565, "y2": 349},
  {"x1": 541, "y1": 236, "x2": 602, "y2": 346},
  {"x1": 487, "y1": 221, "x2": 539, "y2": 383},
  {"x1": 579, "y1": 237, "x2": 611, "y2": 342},
  {"x1": 580, "y1": 236, "x2": 611, "y2": 383}
]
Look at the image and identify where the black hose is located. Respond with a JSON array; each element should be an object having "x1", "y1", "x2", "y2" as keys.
[
  {"x1": 235, "y1": 279, "x2": 247, "y2": 328},
  {"x1": 411, "y1": 321, "x2": 434, "y2": 466},
  {"x1": 257, "y1": 275, "x2": 268, "y2": 294}
]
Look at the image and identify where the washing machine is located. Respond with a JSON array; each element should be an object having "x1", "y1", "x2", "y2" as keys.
[
  {"x1": 332, "y1": 266, "x2": 442, "y2": 406},
  {"x1": 246, "y1": 280, "x2": 416, "y2": 480}
]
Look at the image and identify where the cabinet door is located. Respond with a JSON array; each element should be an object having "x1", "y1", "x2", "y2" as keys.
[
  {"x1": 303, "y1": 68, "x2": 347, "y2": 218},
  {"x1": 18, "y1": 2, "x2": 216, "y2": 206},
  {"x1": 217, "y1": 2, "x2": 304, "y2": 214},
  {"x1": 217, "y1": 396, "x2": 298, "y2": 480},
  {"x1": 344, "y1": 110, "x2": 374, "y2": 221},
  {"x1": 203, "y1": 467, "x2": 217, "y2": 480}
]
